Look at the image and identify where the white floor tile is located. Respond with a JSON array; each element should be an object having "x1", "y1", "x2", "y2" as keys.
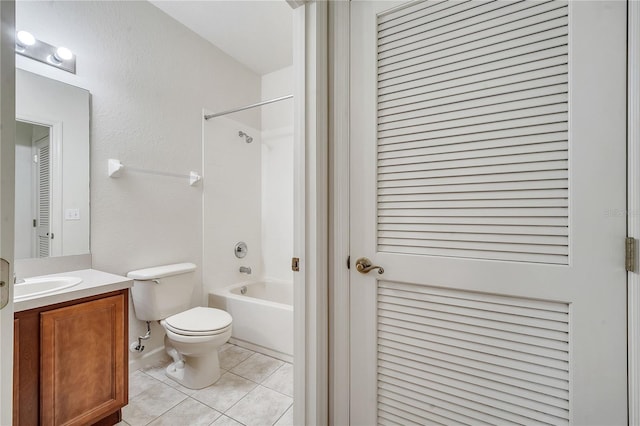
[
  {"x1": 219, "y1": 343, "x2": 234, "y2": 352},
  {"x1": 129, "y1": 370, "x2": 164, "y2": 400},
  {"x1": 146, "y1": 398, "x2": 222, "y2": 426},
  {"x1": 219, "y1": 344, "x2": 255, "y2": 370},
  {"x1": 231, "y1": 353, "x2": 284, "y2": 383},
  {"x1": 163, "y1": 374, "x2": 205, "y2": 397},
  {"x1": 274, "y1": 405, "x2": 294, "y2": 426},
  {"x1": 226, "y1": 385, "x2": 292, "y2": 426},
  {"x1": 122, "y1": 381, "x2": 188, "y2": 426},
  {"x1": 262, "y1": 363, "x2": 293, "y2": 397},
  {"x1": 210, "y1": 415, "x2": 245, "y2": 426},
  {"x1": 192, "y1": 372, "x2": 257, "y2": 413},
  {"x1": 126, "y1": 344, "x2": 293, "y2": 426},
  {"x1": 140, "y1": 356, "x2": 172, "y2": 382}
]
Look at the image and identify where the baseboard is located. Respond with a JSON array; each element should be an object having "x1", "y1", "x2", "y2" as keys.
[
  {"x1": 229, "y1": 337, "x2": 293, "y2": 363},
  {"x1": 128, "y1": 346, "x2": 170, "y2": 372}
]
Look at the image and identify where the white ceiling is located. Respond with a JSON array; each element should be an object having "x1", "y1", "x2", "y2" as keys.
[{"x1": 149, "y1": 1, "x2": 293, "y2": 76}]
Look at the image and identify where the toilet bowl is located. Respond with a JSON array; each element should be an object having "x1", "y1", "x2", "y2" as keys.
[
  {"x1": 160, "y1": 306, "x2": 232, "y2": 389},
  {"x1": 127, "y1": 263, "x2": 233, "y2": 389}
]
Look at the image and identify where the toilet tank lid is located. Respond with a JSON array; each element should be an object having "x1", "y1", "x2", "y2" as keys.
[{"x1": 127, "y1": 263, "x2": 197, "y2": 280}]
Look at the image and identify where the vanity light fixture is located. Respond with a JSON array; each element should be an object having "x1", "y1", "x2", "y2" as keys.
[
  {"x1": 15, "y1": 31, "x2": 35, "y2": 50},
  {"x1": 51, "y1": 47, "x2": 73, "y2": 64},
  {"x1": 14, "y1": 30, "x2": 76, "y2": 74}
]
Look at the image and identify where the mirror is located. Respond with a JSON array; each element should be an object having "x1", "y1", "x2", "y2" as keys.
[{"x1": 15, "y1": 69, "x2": 90, "y2": 259}]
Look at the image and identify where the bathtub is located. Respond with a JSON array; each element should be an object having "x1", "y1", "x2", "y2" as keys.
[{"x1": 209, "y1": 279, "x2": 293, "y2": 361}]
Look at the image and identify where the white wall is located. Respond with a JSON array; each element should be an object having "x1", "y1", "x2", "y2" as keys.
[
  {"x1": 261, "y1": 66, "x2": 294, "y2": 282},
  {"x1": 203, "y1": 117, "x2": 263, "y2": 293},
  {"x1": 16, "y1": 1, "x2": 262, "y2": 362},
  {"x1": 14, "y1": 122, "x2": 33, "y2": 259}
]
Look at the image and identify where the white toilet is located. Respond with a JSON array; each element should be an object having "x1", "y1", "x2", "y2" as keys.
[{"x1": 127, "y1": 263, "x2": 232, "y2": 389}]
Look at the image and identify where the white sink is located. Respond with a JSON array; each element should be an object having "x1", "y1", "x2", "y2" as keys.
[{"x1": 14, "y1": 276, "x2": 83, "y2": 302}]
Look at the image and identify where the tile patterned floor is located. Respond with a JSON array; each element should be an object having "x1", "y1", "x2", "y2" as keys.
[{"x1": 118, "y1": 344, "x2": 293, "y2": 426}]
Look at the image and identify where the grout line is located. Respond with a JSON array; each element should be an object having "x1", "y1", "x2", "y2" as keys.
[
  {"x1": 270, "y1": 402, "x2": 294, "y2": 426},
  {"x1": 260, "y1": 385, "x2": 294, "y2": 399},
  {"x1": 259, "y1": 360, "x2": 286, "y2": 383},
  {"x1": 207, "y1": 415, "x2": 247, "y2": 426},
  {"x1": 221, "y1": 384, "x2": 294, "y2": 426},
  {"x1": 123, "y1": 377, "x2": 188, "y2": 425},
  {"x1": 144, "y1": 394, "x2": 188, "y2": 426},
  {"x1": 190, "y1": 372, "x2": 259, "y2": 414}
]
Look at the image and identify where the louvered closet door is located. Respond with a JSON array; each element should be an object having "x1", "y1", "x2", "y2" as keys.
[
  {"x1": 35, "y1": 137, "x2": 51, "y2": 258},
  {"x1": 349, "y1": 1, "x2": 627, "y2": 424}
]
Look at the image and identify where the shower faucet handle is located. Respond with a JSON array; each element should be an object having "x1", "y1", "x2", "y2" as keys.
[{"x1": 239, "y1": 266, "x2": 252, "y2": 274}]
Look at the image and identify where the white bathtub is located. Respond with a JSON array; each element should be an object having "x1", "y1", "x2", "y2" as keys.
[{"x1": 209, "y1": 279, "x2": 293, "y2": 361}]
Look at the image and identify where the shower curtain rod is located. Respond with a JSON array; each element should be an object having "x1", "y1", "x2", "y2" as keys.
[{"x1": 204, "y1": 94, "x2": 293, "y2": 120}]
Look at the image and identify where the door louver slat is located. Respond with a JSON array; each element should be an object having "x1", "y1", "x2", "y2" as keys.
[
  {"x1": 378, "y1": 2, "x2": 560, "y2": 50},
  {"x1": 38, "y1": 144, "x2": 50, "y2": 258},
  {"x1": 379, "y1": 66, "x2": 568, "y2": 111},
  {"x1": 378, "y1": 28, "x2": 568, "y2": 87},
  {"x1": 376, "y1": 0, "x2": 569, "y2": 265},
  {"x1": 379, "y1": 3, "x2": 568, "y2": 66},
  {"x1": 377, "y1": 281, "x2": 570, "y2": 425},
  {"x1": 378, "y1": 46, "x2": 568, "y2": 98}
]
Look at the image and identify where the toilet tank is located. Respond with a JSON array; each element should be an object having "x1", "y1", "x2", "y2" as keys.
[{"x1": 127, "y1": 263, "x2": 197, "y2": 321}]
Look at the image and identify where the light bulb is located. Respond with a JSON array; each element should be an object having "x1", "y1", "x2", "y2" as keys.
[
  {"x1": 16, "y1": 31, "x2": 35, "y2": 47},
  {"x1": 54, "y1": 47, "x2": 73, "y2": 61}
]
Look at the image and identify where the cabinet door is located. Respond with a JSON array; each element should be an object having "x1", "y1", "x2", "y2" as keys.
[
  {"x1": 40, "y1": 293, "x2": 127, "y2": 426},
  {"x1": 13, "y1": 319, "x2": 19, "y2": 423}
]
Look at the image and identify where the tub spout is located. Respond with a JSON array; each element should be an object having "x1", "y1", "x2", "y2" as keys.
[{"x1": 239, "y1": 266, "x2": 252, "y2": 274}]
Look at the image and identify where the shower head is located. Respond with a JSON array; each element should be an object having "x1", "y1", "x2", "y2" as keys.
[{"x1": 238, "y1": 130, "x2": 253, "y2": 144}]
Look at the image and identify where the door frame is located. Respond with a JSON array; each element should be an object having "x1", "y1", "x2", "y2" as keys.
[
  {"x1": 328, "y1": 1, "x2": 640, "y2": 424},
  {"x1": 16, "y1": 115, "x2": 63, "y2": 257},
  {"x1": 0, "y1": 0, "x2": 16, "y2": 424},
  {"x1": 327, "y1": 1, "x2": 350, "y2": 425},
  {"x1": 292, "y1": 1, "x2": 329, "y2": 425},
  {"x1": 628, "y1": 1, "x2": 640, "y2": 423}
]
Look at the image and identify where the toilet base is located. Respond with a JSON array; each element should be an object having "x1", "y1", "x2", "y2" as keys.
[
  {"x1": 161, "y1": 322, "x2": 232, "y2": 390},
  {"x1": 164, "y1": 350, "x2": 221, "y2": 389}
]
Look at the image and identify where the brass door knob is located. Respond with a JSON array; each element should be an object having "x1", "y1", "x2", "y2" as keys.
[{"x1": 355, "y1": 257, "x2": 384, "y2": 275}]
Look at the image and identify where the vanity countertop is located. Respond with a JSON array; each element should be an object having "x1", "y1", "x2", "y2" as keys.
[{"x1": 14, "y1": 268, "x2": 132, "y2": 312}]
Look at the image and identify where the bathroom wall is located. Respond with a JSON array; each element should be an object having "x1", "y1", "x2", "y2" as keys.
[
  {"x1": 261, "y1": 66, "x2": 294, "y2": 282},
  {"x1": 16, "y1": 1, "x2": 261, "y2": 364}
]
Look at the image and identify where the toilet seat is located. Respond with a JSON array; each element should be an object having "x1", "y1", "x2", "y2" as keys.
[{"x1": 163, "y1": 306, "x2": 232, "y2": 337}]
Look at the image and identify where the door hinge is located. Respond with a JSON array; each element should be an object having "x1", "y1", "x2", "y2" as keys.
[
  {"x1": 33, "y1": 219, "x2": 36, "y2": 227},
  {"x1": 626, "y1": 237, "x2": 636, "y2": 272},
  {"x1": 0, "y1": 258, "x2": 9, "y2": 309},
  {"x1": 291, "y1": 257, "x2": 300, "y2": 272}
]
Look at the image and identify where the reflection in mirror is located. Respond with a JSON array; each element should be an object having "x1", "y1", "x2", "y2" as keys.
[
  {"x1": 15, "y1": 121, "x2": 53, "y2": 258},
  {"x1": 15, "y1": 69, "x2": 90, "y2": 260}
]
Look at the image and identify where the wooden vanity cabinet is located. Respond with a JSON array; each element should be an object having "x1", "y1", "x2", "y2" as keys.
[{"x1": 13, "y1": 290, "x2": 129, "y2": 426}]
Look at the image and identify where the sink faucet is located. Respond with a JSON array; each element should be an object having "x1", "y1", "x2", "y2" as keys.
[{"x1": 239, "y1": 266, "x2": 252, "y2": 274}]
